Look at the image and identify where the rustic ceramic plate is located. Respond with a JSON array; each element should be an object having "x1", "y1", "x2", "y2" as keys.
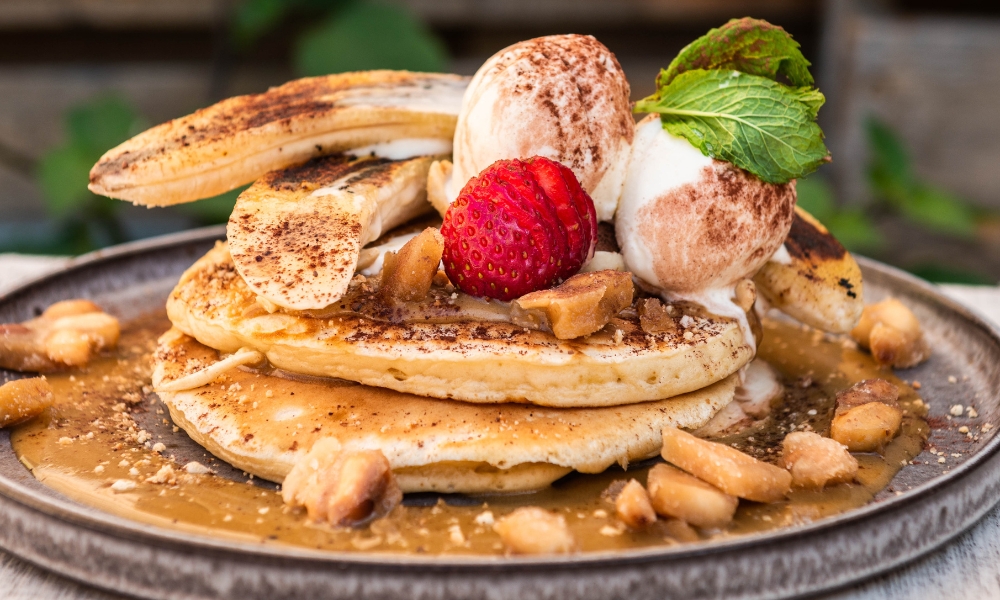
[{"x1": 1, "y1": 227, "x2": 998, "y2": 600}]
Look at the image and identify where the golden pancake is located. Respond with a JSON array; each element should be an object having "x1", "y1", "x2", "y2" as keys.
[
  {"x1": 152, "y1": 329, "x2": 737, "y2": 493},
  {"x1": 165, "y1": 243, "x2": 754, "y2": 408}
]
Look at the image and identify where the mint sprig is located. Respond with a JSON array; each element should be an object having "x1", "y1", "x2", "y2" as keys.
[
  {"x1": 657, "y1": 17, "x2": 814, "y2": 89},
  {"x1": 635, "y1": 70, "x2": 827, "y2": 184},
  {"x1": 636, "y1": 18, "x2": 828, "y2": 184}
]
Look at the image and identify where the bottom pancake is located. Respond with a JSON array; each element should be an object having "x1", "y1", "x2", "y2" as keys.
[{"x1": 153, "y1": 328, "x2": 737, "y2": 493}]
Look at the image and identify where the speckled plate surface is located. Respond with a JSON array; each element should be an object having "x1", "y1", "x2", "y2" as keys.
[{"x1": 0, "y1": 227, "x2": 999, "y2": 600}]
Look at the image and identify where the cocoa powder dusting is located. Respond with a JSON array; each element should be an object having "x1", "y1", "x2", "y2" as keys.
[{"x1": 638, "y1": 162, "x2": 795, "y2": 291}]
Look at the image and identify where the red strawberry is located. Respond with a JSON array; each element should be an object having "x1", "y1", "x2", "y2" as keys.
[
  {"x1": 441, "y1": 157, "x2": 598, "y2": 301},
  {"x1": 523, "y1": 157, "x2": 597, "y2": 278}
]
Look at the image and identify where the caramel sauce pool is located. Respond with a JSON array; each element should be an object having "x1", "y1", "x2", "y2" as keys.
[{"x1": 9, "y1": 313, "x2": 928, "y2": 555}]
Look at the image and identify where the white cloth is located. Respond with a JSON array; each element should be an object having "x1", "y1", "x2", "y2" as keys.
[{"x1": 0, "y1": 253, "x2": 69, "y2": 296}]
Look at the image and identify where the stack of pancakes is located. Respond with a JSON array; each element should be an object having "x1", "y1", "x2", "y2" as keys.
[{"x1": 153, "y1": 239, "x2": 750, "y2": 493}]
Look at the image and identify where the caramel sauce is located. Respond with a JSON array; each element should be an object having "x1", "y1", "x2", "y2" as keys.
[{"x1": 8, "y1": 312, "x2": 928, "y2": 555}]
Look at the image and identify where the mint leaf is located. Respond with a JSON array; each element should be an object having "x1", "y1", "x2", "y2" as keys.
[
  {"x1": 635, "y1": 70, "x2": 828, "y2": 184},
  {"x1": 658, "y1": 17, "x2": 813, "y2": 89},
  {"x1": 791, "y1": 87, "x2": 825, "y2": 120}
]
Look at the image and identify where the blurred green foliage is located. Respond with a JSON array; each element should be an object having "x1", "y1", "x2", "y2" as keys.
[
  {"x1": 4, "y1": 0, "x2": 447, "y2": 256},
  {"x1": 13, "y1": 95, "x2": 246, "y2": 255},
  {"x1": 865, "y1": 117, "x2": 979, "y2": 238},
  {"x1": 33, "y1": 96, "x2": 148, "y2": 253},
  {"x1": 796, "y1": 176, "x2": 882, "y2": 252},
  {"x1": 233, "y1": 0, "x2": 447, "y2": 76},
  {"x1": 797, "y1": 116, "x2": 994, "y2": 283},
  {"x1": 908, "y1": 264, "x2": 993, "y2": 285}
]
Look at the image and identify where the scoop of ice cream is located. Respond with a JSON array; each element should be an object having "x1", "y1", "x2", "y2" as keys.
[
  {"x1": 450, "y1": 34, "x2": 634, "y2": 222},
  {"x1": 616, "y1": 115, "x2": 796, "y2": 293}
]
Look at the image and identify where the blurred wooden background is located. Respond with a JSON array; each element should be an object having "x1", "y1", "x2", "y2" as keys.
[{"x1": 0, "y1": 0, "x2": 997, "y2": 279}]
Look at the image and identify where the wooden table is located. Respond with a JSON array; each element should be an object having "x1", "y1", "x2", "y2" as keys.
[{"x1": 2, "y1": 254, "x2": 999, "y2": 600}]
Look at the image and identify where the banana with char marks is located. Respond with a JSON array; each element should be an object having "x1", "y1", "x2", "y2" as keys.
[
  {"x1": 754, "y1": 206, "x2": 864, "y2": 333},
  {"x1": 88, "y1": 71, "x2": 467, "y2": 206},
  {"x1": 228, "y1": 154, "x2": 436, "y2": 311}
]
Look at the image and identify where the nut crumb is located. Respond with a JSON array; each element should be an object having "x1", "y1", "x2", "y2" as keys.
[
  {"x1": 184, "y1": 461, "x2": 212, "y2": 475},
  {"x1": 110, "y1": 479, "x2": 136, "y2": 493},
  {"x1": 145, "y1": 464, "x2": 177, "y2": 485},
  {"x1": 448, "y1": 524, "x2": 466, "y2": 545}
]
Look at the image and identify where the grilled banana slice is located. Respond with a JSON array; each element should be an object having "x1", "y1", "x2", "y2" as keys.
[
  {"x1": 228, "y1": 154, "x2": 434, "y2": 311},
  {"x1": 89, "y1": 71, "x2": 468, "y2": 206},
  {"x1": 754, "y1": 207, "x2": 864, "y2": 333}
]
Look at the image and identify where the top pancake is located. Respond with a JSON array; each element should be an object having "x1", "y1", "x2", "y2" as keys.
[{"x1": 166, "y1": 243, "x2": 754, "y2": 408}]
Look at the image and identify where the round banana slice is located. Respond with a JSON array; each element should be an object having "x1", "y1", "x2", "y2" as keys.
[
  {"x1": 754, "y1": 207, "x2": 864, "y2": 333},
  {"x1": 228, "y1": 154, "x2": 435, "y2": 311}
]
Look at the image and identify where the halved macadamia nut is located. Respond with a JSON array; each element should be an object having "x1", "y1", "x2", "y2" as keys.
[
  {"x1": 661, "y1": 426, "x2": 792, "y2": 503},
  {"x1": 637, "y1": 298, "x2": 678, "y2": 334},
  {"x1": 850, "y1": 298, "x2": 930, "y2": 368},
  {"x1": 615, "y1": 479, "x2": 657, "y2": 529},
  {"x1": 780, "y1": 431, "x2": 858, "y2": 488},
  {"x1": 0, "y1": 377, "x2": 54, "y2": 428},
  {"x1": 282, "y1": 438, "x2": 402, "y2": 527},
  {"x1": 646, "y1": 464, "x2": 738, "y2": 528},
  {"x1": 511, "y1": 270, "x2": 634, "y2": 339},
  {"x1": 830, "y1": 379, "x2": 903, "y2": 452},
  {"x1": 378, "y1": 227, "x2": 445, "y2": 303},
  {"x1": 493, "y1": 507, "x2": 575, "y2": 555},
  {"x1": 0, "y1": 299, "x2": 120, "y2": 372}
]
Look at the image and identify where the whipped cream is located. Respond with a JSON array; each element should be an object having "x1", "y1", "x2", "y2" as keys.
[
  {"x1": 768, "y1": 244, "x2": 793, "y2": 266},
  {"x1": 666, "y1": 285, "x2": 757, "y2": 352},
  {"x1": 348, "y1": 138, "x2": 453, "y2": 161},
  {"x1": 734, "y1": 359, "x2": 782, "y2": 418}
]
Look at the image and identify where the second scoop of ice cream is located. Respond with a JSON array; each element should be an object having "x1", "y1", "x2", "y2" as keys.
[{"x1": 616, "y1": 115, "x2": 796, "y2": 294}]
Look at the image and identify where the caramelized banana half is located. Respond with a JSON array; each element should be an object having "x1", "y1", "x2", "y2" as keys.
[
  {"x1": 89, "y1": 71, "x2": 467, "y2": 206},
  {"x1": 228, "y1": 154, "x2": 435, "y2": 311},
  {"x1": 754, "y1": 207, "x2": 864, "y2": 333}
]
